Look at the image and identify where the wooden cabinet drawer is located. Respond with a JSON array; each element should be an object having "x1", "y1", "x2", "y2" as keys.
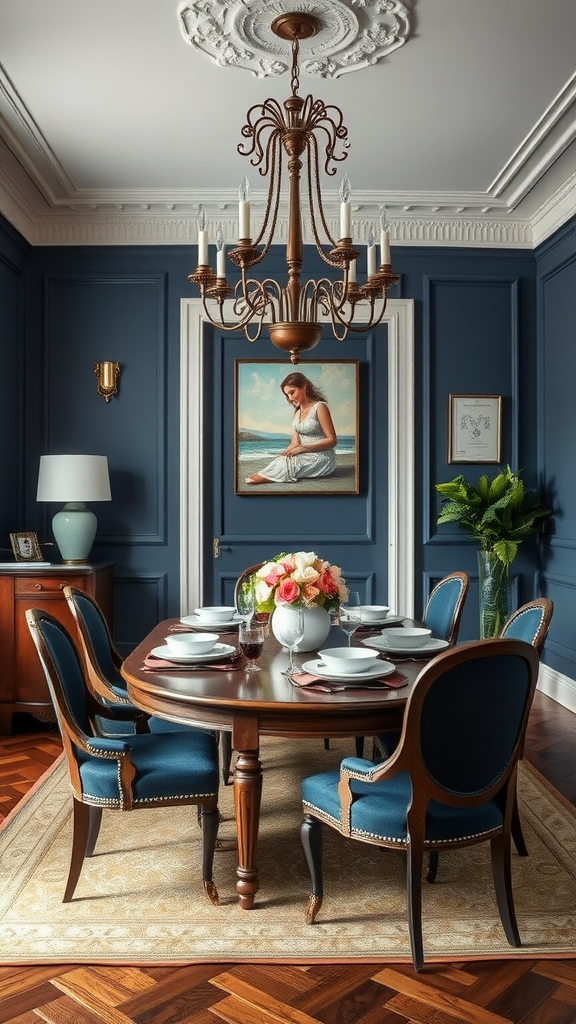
[{"x1": 14, "y1": 575, "x2": 86, "y2": 597}]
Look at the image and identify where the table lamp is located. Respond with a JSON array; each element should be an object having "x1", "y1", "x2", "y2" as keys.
[{"x1": 36, "y1": 454, "x2": 111, "y2": 564}]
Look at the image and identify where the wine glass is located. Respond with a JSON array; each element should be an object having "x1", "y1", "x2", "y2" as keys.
[
  {"x1": 277, "y1": 607, "x2": 305, "y2": 676},
  {"x1": 236, "y1": 579, "x2": 255, "y2": 624},
  {"x1": 340, "y1": 591, "x2": 362, "y2": 647},
  {"x1": 239, "y1": 620, "x2": 265, "y2": 673}
]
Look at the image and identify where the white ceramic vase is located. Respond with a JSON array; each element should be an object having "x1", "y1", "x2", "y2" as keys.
[{"x1": 271, "y1": 604, "x2": 331, "y2": 653}]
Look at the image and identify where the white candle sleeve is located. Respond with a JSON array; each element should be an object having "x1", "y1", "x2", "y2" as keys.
[
  {"x1": 367, "y1": 244, "x2": 377, "y2": 277},
  {"x1": 348, "y1": 258, "x2": 357, "y2": 283},
  {"x1": 239, "y1": 201, "x2": 250, "y2": 238},
  {"x1": 198, "y1": 230, "x2": 209, "y2": 266},
  {"x1": 340, "y1": 202, "x2": 351, "y2": 239},
  {"x1": 380, "y1": 230, "x2": 391, "y2": 265},
  {"x1": 217, "y1": 247, "x2": 226, "y2": 276}
]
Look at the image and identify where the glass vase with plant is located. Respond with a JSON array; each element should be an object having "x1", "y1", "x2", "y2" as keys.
[{"x1": 435, "y1": 466, "x2": 552, "y2": 637}]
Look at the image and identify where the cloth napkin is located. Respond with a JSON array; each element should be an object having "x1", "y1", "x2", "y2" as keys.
[
  {"x1": 142, "y1": 651, "x2": 242, "y2": 672},
  {"x1": 289, "y1": 670, "x2": 408, "y2": 689}
]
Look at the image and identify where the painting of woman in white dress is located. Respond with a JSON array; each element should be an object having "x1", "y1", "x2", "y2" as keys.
[{"x1": 235, "y1": 361, "x2": 358, "y2": 495}]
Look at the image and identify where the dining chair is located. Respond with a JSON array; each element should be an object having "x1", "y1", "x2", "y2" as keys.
[
  {"x1": 370, "y1": 570, "x2": 470, "y2": 761},
  {"x1": 300, "y1": 637, "x2": 539, "y2": 972},
  {"x1": 26, "y1": 608, "x2": 221, "y2": 905},
  {"x1": 426, "y1": 596, "x2": 553, "y2": 884},
  {"x1": 64, "y1": 586, "x2": 235, "y2": 785}
]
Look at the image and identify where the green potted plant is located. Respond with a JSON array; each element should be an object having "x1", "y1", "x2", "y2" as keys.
[{"x1": 435, "y1": 466, "x2": 552, "y2": 637}]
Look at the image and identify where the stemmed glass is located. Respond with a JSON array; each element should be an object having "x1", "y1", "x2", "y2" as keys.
[
  {"x1": 239, "y1": 620, "x2": 265, "y2": 673},
  {"x1": 278, "y1": 607, "x2": 305, "y2": 677},
  {"x1": 236, "y1": 580, "x2": 255, "y2": 625},
  {"x1": 340, "y1": 591, "x2": 362, "y2": 647}
]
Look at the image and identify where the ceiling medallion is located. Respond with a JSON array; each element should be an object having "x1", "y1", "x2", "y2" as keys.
[{"x1": 178, "y1": 0, "x2": 412, "y2": 79}]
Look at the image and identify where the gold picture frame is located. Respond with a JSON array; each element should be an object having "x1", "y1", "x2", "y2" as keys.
[
  {"x1": 234, "y1": 359, "x2": 360, "y2": 495},
  {"x1": 10, "y1": 531, "x2": 44, "y2": 562},
  {"x1": 448, "y1": 394, "x2": 502, "y2": 464}
]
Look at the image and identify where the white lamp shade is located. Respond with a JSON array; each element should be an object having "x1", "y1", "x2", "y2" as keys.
[{"x1": 36, "y1": 455, "x2": 111, "y2": 502}]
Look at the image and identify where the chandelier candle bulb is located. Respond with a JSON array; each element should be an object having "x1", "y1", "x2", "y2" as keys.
[
  {"x1": 216, "y1": 224, "x2": 226, "y2": 277},
  {"x1": 239, "y1": 175, "x2": 251, "y2": 238},
  {"x1": 379, "y1": 206, "x2": 391, "y2": 265},
  {"x1": 197, "y1": 204, "x2": 209, "y2": 265},
  {"x1": 340, "y1": 174, "x2": 352, "y2": 238},
  {"x1": 367, "y1": 227, "x2": 377, "y2": 277},
  {"x1": 349, "y1": 258, "x2": 357, "y2": 283}
]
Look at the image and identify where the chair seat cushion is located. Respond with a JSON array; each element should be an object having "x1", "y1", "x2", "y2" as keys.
[
  {"x1": 78, "y1": 729, "x2": 219, "y2": 806},
  {"x1": 301, "y1": 770, "x2": 503, "y2": 845}
]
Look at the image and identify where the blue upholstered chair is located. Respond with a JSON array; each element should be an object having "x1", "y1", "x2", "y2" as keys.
[
  {"x1": 371, "y1": 570, "x2": 470, "y2": 761},
  {"x1": 63, "y1": 587, "x2": 236, "y2": 783},
  {"x1": 423, "y1": 570, "x2": 469, "y2": 643},
  {"x1": 301, "y1": 638, "x2": 539, "y2": 972},
  {"x1": 501, "y1": 597, "x2": 553, "y2": 649},
  {"x1": 26, "y1": 607, "x2": 221, "y2": 905}
]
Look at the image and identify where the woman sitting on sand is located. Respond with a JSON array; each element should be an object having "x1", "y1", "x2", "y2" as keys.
[{"x1": 245, "y1": 372, "x2": 337, "y2": 485}]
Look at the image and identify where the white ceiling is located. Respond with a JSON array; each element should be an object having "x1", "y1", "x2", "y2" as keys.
[{"x1": 1, "y1": 0, "x2": 576, "y2": 248}]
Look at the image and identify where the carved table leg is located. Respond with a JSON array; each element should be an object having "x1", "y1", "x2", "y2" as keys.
[{"x1": 233, "y1": 747, "x2": 263, "y2": 909}]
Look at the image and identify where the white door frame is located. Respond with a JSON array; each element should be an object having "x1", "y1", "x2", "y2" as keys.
[{"x1": 179, "y1": 298, "x2": 415, "y2": 616}]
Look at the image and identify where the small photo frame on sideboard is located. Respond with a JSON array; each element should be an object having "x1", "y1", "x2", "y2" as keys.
[
  {"x1": 448, "y1": 394, "x2": 502, "y2": 464},
  {"x1": 10, "y1": 532, "x2": 44, "y2": 562}
]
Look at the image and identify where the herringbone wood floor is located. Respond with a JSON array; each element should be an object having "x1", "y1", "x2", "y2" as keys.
[{"x1": 1, "y1": 689, "x2": 575, "y2": 1024}]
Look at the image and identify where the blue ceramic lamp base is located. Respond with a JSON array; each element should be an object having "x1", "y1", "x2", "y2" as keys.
[{"x1": 52, "y1": 502, "x2": 97, "y2": 564}]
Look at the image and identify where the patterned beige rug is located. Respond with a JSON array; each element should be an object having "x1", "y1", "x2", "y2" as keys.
[{"x1": 1, "y1": 736, "x2": 575, "y2": 965}]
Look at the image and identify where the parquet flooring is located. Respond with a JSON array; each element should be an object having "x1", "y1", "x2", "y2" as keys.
[{"x1": 1, "y1": 690, "x2": 575, "y2": 1024}]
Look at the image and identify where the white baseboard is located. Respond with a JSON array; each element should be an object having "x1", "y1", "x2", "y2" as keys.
[{"x1": 537, "y1": 664, "x2": 576, "y2": 715}]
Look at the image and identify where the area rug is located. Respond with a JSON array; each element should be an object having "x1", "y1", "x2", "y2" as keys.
[{"x1": 1, "y1": 736, "x2": 575, "y2": 965}]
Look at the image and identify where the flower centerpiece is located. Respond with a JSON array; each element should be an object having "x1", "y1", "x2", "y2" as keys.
[
  {"x1": 250, "y1": 551, "x2": 348, "y2": 652},
  {"x1": 435, "y1": 466, "x2": 552, "y2": 637}
]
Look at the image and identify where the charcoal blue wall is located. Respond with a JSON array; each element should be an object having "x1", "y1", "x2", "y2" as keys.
[
  {"x1": 0, "y1": 217, "x2": 29, "y2": 548},
  {"x1": 535, "y1": 212, "x2": 576, "y2": 680},
  {"x1": 1, "y1": 210, "x2": 573, "y2": 680}
]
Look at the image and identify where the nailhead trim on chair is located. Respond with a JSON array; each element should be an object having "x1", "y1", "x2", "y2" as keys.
[{"x1": 303, "y1": 800, "x2": 502, "y2": 846}]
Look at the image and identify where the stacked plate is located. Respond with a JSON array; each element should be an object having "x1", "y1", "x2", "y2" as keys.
[
  {"x1": 180, "y1": 609, "x2": 241, "y2": 630},
  {"x1": 361, "y1": 628, "x2": 449, "y2": 657},
  {"x1": 151, "y1": 642, "x2": 236, "y2": 664}
]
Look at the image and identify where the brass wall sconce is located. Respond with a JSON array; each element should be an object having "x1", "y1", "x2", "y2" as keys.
[{"x1": 94, "y1": 361, "x2": 121, "y2": 402}]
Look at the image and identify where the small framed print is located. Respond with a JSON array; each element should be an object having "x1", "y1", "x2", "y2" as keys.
[
  {"x1": 448, "y1": 394, "x2": 502, "y2": 464},
  {"x1": 10, "y1": 531, "x2": 43, "y2": 562}
]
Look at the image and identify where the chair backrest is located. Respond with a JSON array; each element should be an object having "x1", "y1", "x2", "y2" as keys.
[
  {"x1": 394, "y1": 638, "x2": 539, "y2": 807},
  {"x1": 26, "y1": 608, "x2": 95, "y2": 790},
  {"x1": 233, "y1": 562, "x2": 265, "y2": 605},
  {"x1": 423, "y1": 571, "x2": 469, "y2": 643},
  {"x1": 64, "y1": 585, "x2": 123, "y2": 684},
  {"x1": 500, "y1": 598, "x2": 553, "y2": 653}
]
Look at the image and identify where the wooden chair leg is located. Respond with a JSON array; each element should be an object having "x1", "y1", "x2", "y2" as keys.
[
  {"x1": 406, "y1": 842, "x2": 425, "y2": 971},
  {"x1": 85, "y1": 805, "x2": 103, "y2": 858},
  {"x1": 301, "y1": 814, "x2": 324, "y2": 924},
  {"x1": 426, "y1": 850, "x2": 439, "y2": 884},
  {"x1": 323, "y1": 738, "x2": 330, "y2": 750},
  {"x1": 200, "y1": 805, "x2": 220, "y2": 905},
  {"x1": 355, "y1": 736, "x2": 364, "y2": 758},
  {"x1": 490, "y1": 831, "x2": 521, "y2": 947},
  {"x1": 63, "y1": 799, "x2": 98, "y2": 902}
]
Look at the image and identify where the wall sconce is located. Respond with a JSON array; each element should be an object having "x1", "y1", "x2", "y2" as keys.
[{"x1": 94, "y1": 361, "x2": 121, "y2": 402}]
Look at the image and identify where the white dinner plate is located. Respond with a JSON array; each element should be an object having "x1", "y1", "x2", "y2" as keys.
[
  {"x1": 151, "y1": 643, "x2": 236, "y2": 664},
  {"x1": 359, "y1": 613, "x2": 405, "y2": 627},
  {"x1": 361, "y1": 636, "x2": 449, "y2": 656},
  {"x1": 180, "y1": 614, "x2": 241, "y2": 630},
  {"x1": 302, "y1": 658, "x2": 396, "y2": 683}
]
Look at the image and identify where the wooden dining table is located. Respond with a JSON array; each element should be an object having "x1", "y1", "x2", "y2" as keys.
[{"x1": 121, "y1": 618, "x2": 424, "y2": 909}]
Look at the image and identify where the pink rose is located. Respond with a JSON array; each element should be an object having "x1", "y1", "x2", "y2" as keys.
[
  {"x1": 275, "y1": 578, "x2": 300, "y2": 604},
  {"x1": 318, "y1": 569, "x2": 338, "y2": 597},
  {"x1": 264, "y1": 565, "x2": 287, "y2": 587}
]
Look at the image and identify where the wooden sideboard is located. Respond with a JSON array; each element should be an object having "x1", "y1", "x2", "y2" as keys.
[{"x1": 0, "y1": 562, "x2": 114, "y2": 734}]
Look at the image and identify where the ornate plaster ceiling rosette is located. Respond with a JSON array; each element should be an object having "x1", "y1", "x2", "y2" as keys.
[{"x1": 177, "y1": 0, "x2": 412, "y2": 79}]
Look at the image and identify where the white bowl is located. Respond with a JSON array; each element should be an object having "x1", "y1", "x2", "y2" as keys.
[
  {"x1": 382, "y1": 627, "x2": 432, "y2": 648},
  {"x1": 164, "y1": 632, "x2": 219, "y2": 655},
  {"x1": 318, "y1": 647, "x2": 380, "y2": 675},
  {"x1": 194, "y1": 605, "x2": 236, "y2": 623},
  {"x1": 357, "y1": 604, "x2": 390, "y2": 622}
]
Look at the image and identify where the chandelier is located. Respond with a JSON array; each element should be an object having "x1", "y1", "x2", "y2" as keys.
[{"x1": 187, "y1": 12, "x2": 399, "y2": 365}]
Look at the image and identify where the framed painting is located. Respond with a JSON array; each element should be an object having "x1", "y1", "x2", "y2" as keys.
[
  {"x1": 10, "y1": 531, "x2": 43, "y2": 562},
  {"x1": 234, "y1": 360, "x2": 360, "y2": 495},
  {"x1": 448, "y1": 394, "x2": 502, "y2": 464}
]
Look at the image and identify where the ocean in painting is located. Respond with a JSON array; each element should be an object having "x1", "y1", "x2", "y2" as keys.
[{"x1": 237, "y1": 433, "x2": 356, "y2": 462}]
